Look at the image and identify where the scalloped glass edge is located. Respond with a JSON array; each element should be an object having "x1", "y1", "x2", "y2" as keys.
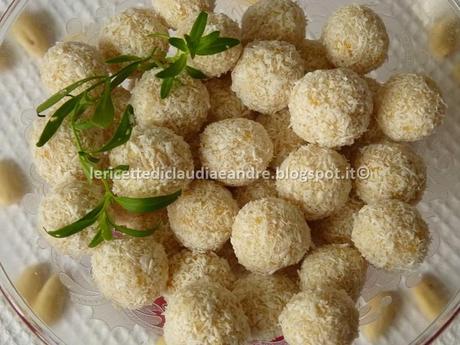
[{"x1": 0, "y1": 0, "x2": 459, "y2": 344}]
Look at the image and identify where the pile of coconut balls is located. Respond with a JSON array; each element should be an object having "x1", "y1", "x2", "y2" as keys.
[{"x1": 30, "y1": 0, "x2": 447, "y2": 344}]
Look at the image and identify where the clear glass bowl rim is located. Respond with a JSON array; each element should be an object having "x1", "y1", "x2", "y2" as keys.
[{"x1": 0, "y1": 0, "x2": 459, "y2": 344}]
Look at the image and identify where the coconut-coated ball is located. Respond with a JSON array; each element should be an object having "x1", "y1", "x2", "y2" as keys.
[
  {"x1": 298, "y1": 39, "x2": 333, "y2": 73},
  {"x1": 200, "y1": 118, "x2": 274, "y2": 186},
  {"x1": 322, "y1": 5, "x2": 389, "y2": 74},
  {"x1": 205, "y1": 76, "x2": 254, "y2": 123},
  {"x1": 279, "y1": 288, "x2": 359, "y2": 345},
  {"x1": 109, "y1": 126, "x2": 194, "y2": 198},
  {"x1": 233, "y1": 176, "x2": 278, "y2": 208},
  {"x1": 299, "y1": 244, "x2": 368, "y2": 301},
  {"x1": 99, "y1": 8, "x2": 169, "y2": 72},
  {"x1": 376, "y1": 73, "x2": 446, "y2": 142},
  {"x1": 167, "y1": 180, "x2": 239, "y2": 252},
  {"x1": 231, "y1": 197, "x2": 312, "y2": 274},
  {"x1": 232, "y1": 40, "x2": 304, "y2": 114},
  {"x1": 241, "y1": 0, "x2": 306, "y2": 46},
  {"x1": 167, "y1": 250, "x2": 235, "y2": 294},
  {"x1": 152, "y1": 0, "x2": 215, "y2": 29},
  {"x1": 310, "y1": 197, "x2": 363, "y2": 245},
  {"x1": 352, "y1": 200, "x2": 430, "y2": 271},
  {"x1": 276, "y1": 145, "x2": 352, "y2": 220},
  {"x1": 38, "y1": 179, "x2": 104, "y2": 258},
  {"x1": 40, "y1": 41, "x2": 108, "y2": 94},
  {"x1": 233, "y1": 273, "x2": 297, "y2": 341},
  {"x1": 257, "y1": 109, "x2": 304, "y2": 169},
  {"x1": 130, "y1": 69, "x2": 210, "y2": 138},
  {"x1": 354, "y1": 142, "x2": 427, "y2": 204},
  {"x1": 92, "y1": 237, "x2": 168, "y2": 309},
  {"x1": 289, "y1": 68, "x2": 373, "y2": 148},
  {"x1": 177, "y1": 13, "x2": 243, "y2": 78},
  {"x1": 164, "y1": 281, "x2": 250, "y2": 345}
]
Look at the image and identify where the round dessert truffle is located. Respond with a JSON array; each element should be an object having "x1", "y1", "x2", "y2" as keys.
[
  {"x1": 241, "y1": 0, "x2": 306, "y2": 46},
  {"x1": 233, "y1": 273, "x2": 297, "y2": 341},
  {"x1": 233, "y1": 176, "x2": 278, "y2": 208},
  {"x1": 279, "y1": 288, "x2": 359, "y2": 345},
  {"x1": 352, "y1": 200, "x2": 430, "y2": 271},
  {"x1": 38, "y1": 179, "x2": 104, "y2": 258},
  {"x1": 310, "y1": 197, "x2": 363, "y2": 245},
  {"x1": 167, "y1": 180, "x2": 239, "y2": 251},
  {"x1": 164, "y1": 281, "x2": 250, "y2": 345},
  {"x1": 376, "y1": 73, "x2": 446, "y2": 142},
  {"x1": 257, "y1": 109, "x2": 304, "y2": 169},
  {"x1": 298, "y1": 39, "x2": 333, "y2": 73},
  {"x1": 232, "y1": 40, "x2": 304, "y2": 114},
  {"x1": 298, "y1": 244, "x2": 368, "y2": 300},
  {"x1": 177, "y1": 13, "x2": 242, "y2": 78},
  {"x1": 205, "y1": 76, "x2": 254, "y2": 123},
  {"x1": 109, "y1": 126, "x2": 194, "y2": 198},
  {"x1": 231, "y1": 197, "x2": 311, "y2": 274},
  {"x1": 289, "y1": 68, "x2": 373, "y2": 148},
  {"x1": 321, "y1": 5, "x2": 389, "y2": 74},
  {"x1": 40, "y1": 41, "x2": 108, "y2": 94},
  {"x1": 167, "y1": 250, "x2": 235, "y2": 293},
  {"x1": 99, "y1": 8, "x2": 169, "y2": 72},
  {"x1": 200, "y1": 118, "x2": 274, "y2": 186},
  {"x1": 276, "y1": 145, "x2": 352, "y2": 220},
  {"x1": 130, "y1": 69, "x2": 210, "y2": 138},
  {"x1": 354, "y1": 142, "x2": 427, "y2": 204},
  {"x1": 92, "y1": 238, "x2": 168, "y2": 309},
  {"x1": 152, "y1": 0, "x2": 215, "y2": 29}
]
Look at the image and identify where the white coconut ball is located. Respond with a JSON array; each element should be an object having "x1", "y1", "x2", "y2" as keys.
[
  {"x1": 276, "y1": 145, "x2": 352, "y2": 221},
  {"x1": 231, "y1": 197, "x2": 312, "y2": 274},
  {"x1": 99, "y1": 8, "x2": 169, "y2": 72},
  {"x1": 241, "y1": 0, "x2": 306, "y2": 46},
  {"x1": 40, "y1": 41, "x2": 108, "y2": 94},
  {"x1": 205, "y1": 76, "x2": 254, "y2": 123},
  {"x1": 352, "y1": 200, "x2": 430, "y2": 271},
  {"x1": 354, "y1": 142, "x2": 427, "y2": 204},
  {"x1": 298, "y1": 244, "x2": 368, "y2": 301},
  {"x1": 109, "y1": 126, "x2": 194, "y2": 198},
  {"x1": 289, "y1": 68, "x2": 373, "y2": 148},
  {"x1": 376, "y1": 73, "x2": 446, "y2": 142},
  {"x1": 167, "y1": 180, "x2": 239, "y2": 252},
  {"x1": 200, "y1": 118, "x2": 274, "y2": 187},
  {"x1": 232, "y1": 40, "x2": 304, "y2": 114},
  {"x1": 177, "y1": 13, "x2": 243, "y2": 78},
  {"x1": 257, "y1": 109, "x2": 304, "y2": 169},
  {"x1": 321, "y1": 4, "x2": 389, "y2": 74},
  {"x1": 167, "y1": 250, "x2": 236, "y2": 294},
  {"x1": 298, "y1": 39, "x2": 334, "y2": 73},
  {"x1": 233, "y1": 176, "x2": 278, "y2": 208},
  {"x1": 232, "y1": 273, "x2": 298, "y2": 341},
  {"x1": 279, "y1": 288, "x2": 359, "y2": 345},
  {"x1": 91, "y1": 237, "x2": 168, "y2": 309},
  {"x1": 130, "y1": 69, "x2": 210, "y2": 138},
  {"x1": 152, "y1": 0, "x2": 216, "y2": 29},
  {"x1": 38, "y1": 179, "x2": 104, "y2": 258},
  {"x1": 164, "y1": 281, "x2": 250, "y2": 345}
]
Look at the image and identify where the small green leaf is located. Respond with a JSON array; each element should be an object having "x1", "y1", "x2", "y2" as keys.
[
  {"x1": 160, "y1": 78, "x2": 175, "y2": 99},
  {"x1": 169, "y1": 37, "x2": 188, "y2": 52},
  {"x1": 198, "y1": 31, "x2": 220, "y2": 47},
  {"x1": 36, "y1": 76, "x2": 105, "y2": 114},
  {"x1": 114, "y1": 190, "x2": 182, "y2": 214},
  {"x1": 94, "y1": 105, "x2": 135, "y2": 153},
  {"x1": 189, "y1": 12, "x2": 208, "y2": 45},
  {"x1": 185, "y1": 66, "x2": 207, "y2": 79},
  {"x1": 106, "y1": 55, "x2": 142, "y2": 64},
  {"x1": 47, "y1": 202, "x2": 104, "y2": 238},
  {"x1": 78, "y1": 151, "x2": 100, "y2": 181},
  {"x1": 99, "y1": 212, "x2": 113, "y2": 241},
  {"x1": 91, "y1": 80, "x2": 115, "y2": 129},
  {"x1": 139, "y1": 61, "x2": 159, "y2": 73},
  {"x1": 196, "y1": 37, "x2": 241, "y2": 56},
  {"x1": 156, "y1": 54, "x2": 188, "y2": 79},
  {"x1": 36, "y1": 95, "x2": 82, "y2": 147},
  {"x1": 149, "y1": 32, "x2": 170, "y2": 40},
  {"x1": 112, "y1": 222, "x2": 158, "y2": 238},
  {"x1": 111, "y1": 61, "x2": 141, "y2": 88},
  {"x1": 88, "y1": 230, "x2": 104, "y2": 248}
]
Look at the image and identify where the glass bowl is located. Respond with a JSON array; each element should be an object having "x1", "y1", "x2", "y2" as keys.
[{"x1": 0, "y1": 0, "x2": 460, "y2": 344}]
